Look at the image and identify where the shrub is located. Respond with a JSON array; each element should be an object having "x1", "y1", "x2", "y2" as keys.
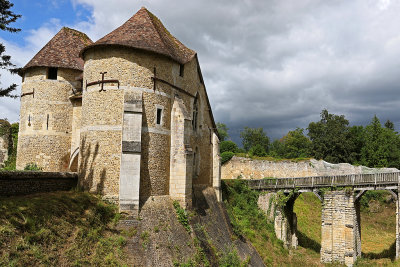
[
  {"x1": 173, "y1": 201, "x2": 191, "y2": 233},
  {"x1": 235, "y1": 148, "x2": 246, "y2": 153},
  {"x1": 220, "y1": 140, "x2": 238, "y2": 153},
  {"x1": 24, "y1": 163, "x2": 42, "y2": 171},
  {"x1": 249, "y1": 144, "x2": 267, "y2": 157},
  {"x1": 221, "y1": 151, "x2": 234, "y2": 164}
]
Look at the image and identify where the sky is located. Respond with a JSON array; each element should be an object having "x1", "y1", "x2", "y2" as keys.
[{"x1": 1, "y1": 0, "x2": 400, "y2": 144}]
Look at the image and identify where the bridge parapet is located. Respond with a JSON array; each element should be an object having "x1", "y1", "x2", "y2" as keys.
[{"x1": 248, "y1": 172, "x2": 400, "y2": 191}]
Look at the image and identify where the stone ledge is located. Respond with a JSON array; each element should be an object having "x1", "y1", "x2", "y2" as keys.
[
  {"x1": 0, "y1": 171, "x2": 78, "y2": 196},
  {"x1": 0, "y1": 171, "x2": 77, "y2": 180}
]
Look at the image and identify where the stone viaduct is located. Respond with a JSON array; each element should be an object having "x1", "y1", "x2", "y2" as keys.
[{"x1": 251, "y1": 172, "x2": 400, "y2": 266}]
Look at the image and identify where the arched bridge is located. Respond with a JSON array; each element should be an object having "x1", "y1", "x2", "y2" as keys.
[{"x1": 247, "y1": 172, "x2": 400, "y2": 266}]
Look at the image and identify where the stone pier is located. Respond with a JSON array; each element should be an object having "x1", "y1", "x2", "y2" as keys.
[
  {"x1": 258, "y1": 192, "x2": 298, "y2": 248},
  {"x1": 320, "y1": 191, "x2": 360, "y2": 266}
]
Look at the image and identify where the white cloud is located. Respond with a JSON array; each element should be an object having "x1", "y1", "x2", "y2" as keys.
[{"x1": 3, "y1": 0, "x2": 400, "y2": 140}]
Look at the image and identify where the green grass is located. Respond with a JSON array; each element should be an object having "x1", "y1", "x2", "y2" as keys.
[
  {"x1": 0, "y1": 191, "x2": 129, "y2": 266},
  {"x1": 294, "y1": 193, "x2": 322, "y2": 253},
  {"x1": 223, "y1": 180, "x2": 400, "y2": 266},
  {"x1": 222, "y1": 180, "x2": 322, "y2": 266}
]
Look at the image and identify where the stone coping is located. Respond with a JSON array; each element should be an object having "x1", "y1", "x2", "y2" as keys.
[{"x1": 0, "y1": 171, "x2": 78, "y2": 180}]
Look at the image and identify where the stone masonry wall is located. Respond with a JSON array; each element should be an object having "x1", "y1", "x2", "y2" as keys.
[
  {"x1": 222, "y1": 156, "x2": 399, "y2": 179},
  {"x1": 258, "y1": 192, "x2": 298, "y2": 248},
  {"x1": 17, "y1": 67, "x2": 81, "y2": 171},
  {"x1": 169, "y1": 96, "x2": 193, "y2": 208},
  {"x1": 0, "y1": 171, "x2": 77, "y2": 196},
  {"x1": 212, "y1": 132, "x2": 221, "y2": 201},
  {"x1": 81, "y1": 47, "x2": 217, "y2": 205},
  {"x1": 321, "y1": 191, "x2": 360, "y2": 266}
]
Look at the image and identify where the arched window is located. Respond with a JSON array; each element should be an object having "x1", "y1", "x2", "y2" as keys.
[{"x1": 192, "y1": 94, "x2": 199, "y2": 131}]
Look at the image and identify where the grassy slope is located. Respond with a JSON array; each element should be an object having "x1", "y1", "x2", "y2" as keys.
[
  {"x1": 224, "y1": 180, "x2": 400, "y2": 267},
  {"x1": 223, "y1": 180, "x2": 322, "y2": 266},
  {"x1": 0, "y1": 191, "x2": 129, "y2": 266}
]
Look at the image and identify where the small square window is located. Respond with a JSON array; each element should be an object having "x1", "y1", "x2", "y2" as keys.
[
  {"x1": 156, "y1": 108, "x2": 162, "y2": 125},
  {"x1": 47, "y1": 67, "x2": 58, "y2": 80}
]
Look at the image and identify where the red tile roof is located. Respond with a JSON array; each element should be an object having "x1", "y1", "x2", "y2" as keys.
[
  {"x1": 23, "y1": 27, "x2": 93, "y2": 72},
  {"x1": 80, "y1": 7, "x2": 196, "y2": 64}
]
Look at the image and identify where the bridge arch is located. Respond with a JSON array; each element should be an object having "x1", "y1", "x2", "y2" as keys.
[{"x1": 254, "y1": 172, "x2": 400, "y2": 266}]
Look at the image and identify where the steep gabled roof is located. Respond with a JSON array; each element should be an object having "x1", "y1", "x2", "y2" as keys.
[
  {"x1": 23, "y1": 27, "x2": 93, "y2": 73},
  {"x1": 80, "y1": 7, "x2": 196, "y2": 64}
]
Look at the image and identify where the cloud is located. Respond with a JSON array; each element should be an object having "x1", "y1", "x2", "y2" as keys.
[
  {"x1": 2, "y1": 0, "x2": 400, "y2": 143},
  {"x1": 0, "y1": 19, "x2": 61, "y2": 122}
]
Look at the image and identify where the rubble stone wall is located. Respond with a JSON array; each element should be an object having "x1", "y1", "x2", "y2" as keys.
[
  {"x1": 16, "y1": 67, "x2": 81, "y2": 171},
  {"x1": 81, "y1": 47, "x2": 217, "y2": 206},
  {"x1": 222, "y1": 156, "x2": 398, "y2": 179}
]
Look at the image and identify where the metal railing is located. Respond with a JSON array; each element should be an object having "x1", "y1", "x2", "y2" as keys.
[{"x1": 247, "y1": 172, "x2": 400, "y2": 190}]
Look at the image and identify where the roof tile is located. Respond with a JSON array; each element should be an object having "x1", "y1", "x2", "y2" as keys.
[
  {"x1": 81, "y1": 7, "x2": 195, "y2": 64},
  {"x1": 23, "y1": 27, "x2": 93, "y2": 72}
]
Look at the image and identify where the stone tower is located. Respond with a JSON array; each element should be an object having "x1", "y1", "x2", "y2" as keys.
[
  {"x1": 79, "y1": 7, "x2": 220, "y2": 213},
  {"x1": 16, "y1": 8, "x2": 221, "y2": 214},
  {"x1": 17, "y1": 27, "x2": 93, "y2": 171}
]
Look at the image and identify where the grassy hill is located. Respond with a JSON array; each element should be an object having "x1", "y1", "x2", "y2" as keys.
[
  {"x1": 1, "y1": 183, "x2": 398, "y2": 266},
  {"x1": 0, "y1": 188, "x2": 259, "y2": 267},
  {"x1": 0, "y1": 191, "x2": 129, "y2": 266}
]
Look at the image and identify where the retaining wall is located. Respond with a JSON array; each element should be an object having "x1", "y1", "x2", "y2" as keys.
[
  {"x1": 0, "y1": 171, "x2": 78, "y2": 196},
  {"x1": 222, "y1": 156, "x2": 399, "y2": 179}
]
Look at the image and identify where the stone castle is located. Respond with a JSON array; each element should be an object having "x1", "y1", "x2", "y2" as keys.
[{"x1": 16, "y1": 7, "x2": 221, "y2": 214}]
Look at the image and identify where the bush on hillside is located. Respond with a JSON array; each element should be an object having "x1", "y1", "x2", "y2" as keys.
[
  {"x1": 249, "y1": 144, "x2": 267, "y2": 157},
  {"x1": 221, "y1": 151, "x2": 234, "y2": 164},
  {"x1": 220, "y1": 140, "x2": 238, "y2": 153}
]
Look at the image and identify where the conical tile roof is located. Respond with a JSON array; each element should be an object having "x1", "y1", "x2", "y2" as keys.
[
  {"x1": 81, "y1": 7, "x2": 195, "y2": 64},
  {"x1": 23, "y1": 27, "x2": 93, "y2": 72}
]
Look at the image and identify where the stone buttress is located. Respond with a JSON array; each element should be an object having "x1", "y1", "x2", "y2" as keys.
[
  {"x1": 169, "y1": 95, "x2": 193, "y2": 208},
  {"x1": 120, "y1": 90, "x2": 143, "y2": 214},
  {"x1": 321, "y1": 191, "x2": 361, "y2": 266}
]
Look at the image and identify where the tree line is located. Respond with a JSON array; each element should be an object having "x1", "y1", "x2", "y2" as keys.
[{"x1": 218, "y1": 109, "x2": 400, "y2": 169}]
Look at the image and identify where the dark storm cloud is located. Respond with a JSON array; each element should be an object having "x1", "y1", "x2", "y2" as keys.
[{"x1": 2, "y1": 0, "x2": 400, "y2": 142}]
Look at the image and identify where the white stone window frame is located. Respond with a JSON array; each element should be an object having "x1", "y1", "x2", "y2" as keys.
[{"x1": 155, "y1": 104, "x2": 164, "y2": 127}]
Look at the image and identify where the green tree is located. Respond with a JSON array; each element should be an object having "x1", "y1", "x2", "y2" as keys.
[
  {"x1": 1, "y1": 121, "x2": 18, "y2": 170},
  {"x1": 307, "y1": 109, "x2": 351, "y2": 163},
  {"x1": 220, "y1": 140, "x2": 238, "y2": 153},
  {"x1": 221, "y1": 151, "x2": 234, "y2": 164},
  {"x1": 216, "y1": 122, "x2": 229, "y2": 141},
  {"x1": 347, "y1": 125, "x2": 365, "y2": 164},
  {"x1": 281, "y1": 128, "x2": 311, "y2": 158},
  {"x1": 240, "y1": 127, "x2": 269, "y2": 152},
  {"x1": 361, "y1": 116, "x2": 400, "y2": 168},
  {"x1": 0, "y1": 0, "x2": 21, "y2": 98},
  {"x1": 269, "y1": 139, "x2": 284, "y2": 158},
  {"x1": 249, "y1": 144, "x2": 267, "y2": 157},
  {"x1": 384, "y1": 120, "x2": 395, "y2": 131}
]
